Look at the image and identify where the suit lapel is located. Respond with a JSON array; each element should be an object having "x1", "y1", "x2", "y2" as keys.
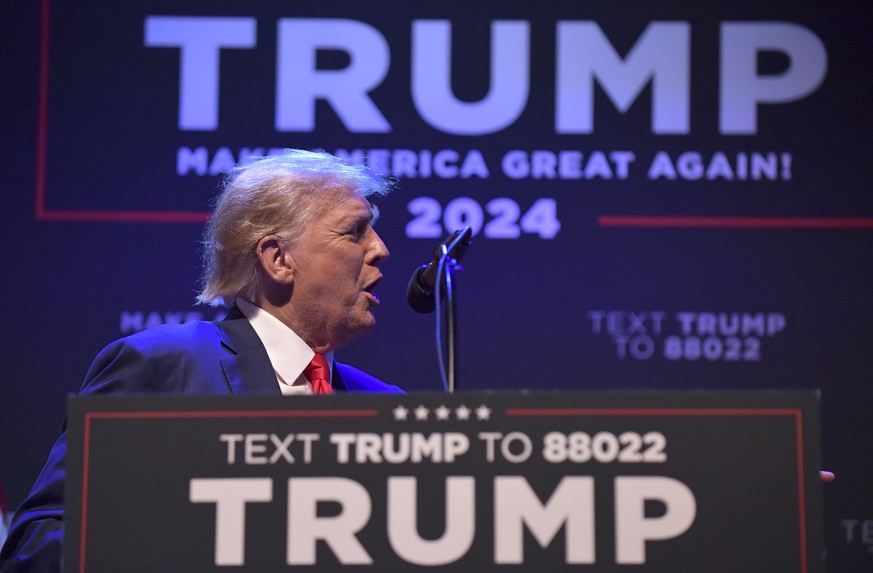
[
  {"x1": 333, "y1": 362, "x2": 375, "y2": 393},
  {"x1": 217, "y1": 307, "x2": 281, "y2": 395},
  {"x1": 331, "y1": 362, "x2": 349, "y2": 393}
]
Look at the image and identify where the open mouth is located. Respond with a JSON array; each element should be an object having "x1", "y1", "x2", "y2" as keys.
[{"x1": 363, "y1": 276, "x2": 382, "y2": 305}]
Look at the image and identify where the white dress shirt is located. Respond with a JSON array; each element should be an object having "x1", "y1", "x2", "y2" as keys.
[{"x1": 236, "y1": 298, "x2": 333, "y2": 395}]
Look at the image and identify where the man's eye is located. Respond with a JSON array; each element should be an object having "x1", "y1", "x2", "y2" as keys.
[{"x1": 349, "y1": 223, "x2": 367, "y2": 237}]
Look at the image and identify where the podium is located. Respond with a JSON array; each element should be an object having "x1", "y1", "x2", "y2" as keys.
[{"x1": 64, "y1": 391, "x2": 823, "y2": 572}]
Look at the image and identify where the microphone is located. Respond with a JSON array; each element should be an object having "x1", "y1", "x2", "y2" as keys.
[{"x1": 406, "y1": 226, "x2": 473, "y2": 313}]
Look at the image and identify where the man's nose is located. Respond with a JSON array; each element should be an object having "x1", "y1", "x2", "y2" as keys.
[{"x1": 367, "y1": 229, "x2": 390, "y2": 263}]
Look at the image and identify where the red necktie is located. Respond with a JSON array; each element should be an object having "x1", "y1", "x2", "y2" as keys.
[{"x1": 304, "y1": 354, "x2": 333, "y2": 395}]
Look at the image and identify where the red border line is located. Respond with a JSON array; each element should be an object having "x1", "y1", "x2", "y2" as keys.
[
  {"x1": 38, "y1": 210, "x2": 211, "y2": 223},
  {"x1": 79, "y1": 408, "x2": 379, "y2": 571},
  {"x1": 86, "y1": 409, "x2": 379, "y2": 420},
  {"x1": 35, "y1": 0, "x2": 50, "y2": 221},
  {"x1": 506, "y1": 406, "x2": 808, "y2": 573},
  {"x1": 79, "y1": 407, "x2": 91, "y2": 573},
  {"x1": 34, "y1": 0, "x2": 210, "y2": 224},
  {"x1": 598, "y1": 215, "x2": 873, "y2": 229},
  {"x1": 505, "y1": 407, "x2": 799, "y2": 416},
  {"x1": 795, "y1": 412, "x2": 808, "y2": 570}
]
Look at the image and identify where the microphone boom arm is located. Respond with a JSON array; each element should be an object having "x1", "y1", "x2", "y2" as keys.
[
  {"x1": 406, "y1": 226, "x2": 473, "y2": 393},
  {"x1": 407, "y1": 226, "x2": 473, "y2": 313}
]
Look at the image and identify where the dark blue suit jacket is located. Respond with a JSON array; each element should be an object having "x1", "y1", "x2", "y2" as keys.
[{"x1": 0, "y1": 308, "x2": 403, "y2": 572}]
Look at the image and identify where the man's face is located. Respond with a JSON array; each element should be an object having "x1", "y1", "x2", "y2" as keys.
[{"x1": 284, "y1": 194, "x2": 389, "y2": 351}]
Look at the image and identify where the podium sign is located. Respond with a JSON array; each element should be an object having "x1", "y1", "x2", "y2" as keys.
[{"x1": 65, "y1": 391, "x2": 823, "y2": 572}]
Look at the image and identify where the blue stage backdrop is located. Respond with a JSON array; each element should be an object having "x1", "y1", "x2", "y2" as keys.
[{"x1": 1, "y1": 0, "x2": 871, "y2": 569}]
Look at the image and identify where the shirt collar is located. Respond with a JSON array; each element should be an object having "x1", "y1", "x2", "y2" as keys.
[{"x1": 236, "y1": 298, "x2": 333, "y2": 387}]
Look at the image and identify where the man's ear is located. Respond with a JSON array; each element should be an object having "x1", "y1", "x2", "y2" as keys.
[{"x1": 256, "y1": 235, "x2": 295, "y2": 285}]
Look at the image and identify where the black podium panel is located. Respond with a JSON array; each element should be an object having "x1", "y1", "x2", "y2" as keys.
[{"x1": 65, "y1": 391, "x2": 822, "y2": 572}]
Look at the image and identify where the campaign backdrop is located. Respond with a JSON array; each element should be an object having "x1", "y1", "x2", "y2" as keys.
[{"x1": 1, "y1": 0, "x2": 871, "y2": 570}]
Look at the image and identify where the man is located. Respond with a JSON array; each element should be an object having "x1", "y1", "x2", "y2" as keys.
[{"x1": 0, "y1": 149, "x2": 403, "y2": 572}]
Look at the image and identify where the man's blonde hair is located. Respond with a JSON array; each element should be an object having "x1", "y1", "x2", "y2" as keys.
[{"x1": 197, "y1": 149, "x2": 390, "y2": 306}]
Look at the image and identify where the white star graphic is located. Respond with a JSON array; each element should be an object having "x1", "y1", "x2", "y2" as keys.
[
  {"x1": 455, "y1": 405, "x2": 471, "y2": 421},
  {"x1": 475, "y1": 405, "x2": 491, "y2": 420},
  {"x1": 414, "y1": 405, "x2": 430, "y2": 421},
  {"x1": 435, "y1": 405, "x2": 451, "y2": 421},
  {"x1": 393, "y1": 405, "x2": 409, "y2": 421}
]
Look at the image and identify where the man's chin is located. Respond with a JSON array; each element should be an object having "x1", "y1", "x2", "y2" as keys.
[
  {"x1": 360, "y1": 316, "x2": 377, "y2": 334},
  {"x1": 335, "y1": 317, "x2": 376, "y2": 349}
]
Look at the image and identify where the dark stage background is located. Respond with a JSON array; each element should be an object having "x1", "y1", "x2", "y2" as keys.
[{"x1": 1, "y1": 0, "x2": 871, "y2": 569}]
